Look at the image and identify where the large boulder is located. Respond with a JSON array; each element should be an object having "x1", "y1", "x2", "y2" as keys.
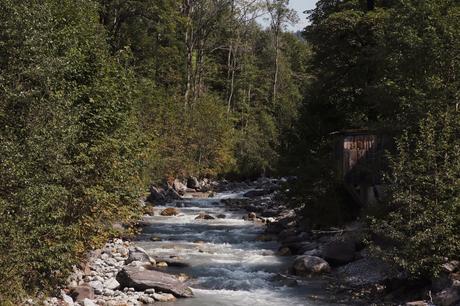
[
  {"x1": 160, "y1": 207, "x2": 180, "y2": 216},
  {"x1": 433, "y1": 287, "x2": 460, "y2": 306},
  {"x1": 173, "y1": 179, "x2": 188, "y2": 195},
  {"x1": 293, "y1": 255, "x2": 331, "y2": 276},
  {"x1": 187, "y1": 176, "x2": 200, "y2": 189},
  {"x1": 146, "y1": 186, "x2": 166, "y2": 204},
  {"x1": 165, "y1": 188, "x2": 182, "y2": 201},
  {"x1": 337, "y1": 257, "x2": 399, "y2": 288},
  {"x1": 321, "y1": 239, "x2": 356, "y2": 266},
  {"x1": 116, "y1": 266, "x2": 193, "y2": 298}
]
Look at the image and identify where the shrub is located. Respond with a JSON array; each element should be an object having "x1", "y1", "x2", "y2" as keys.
[
  {"x1": 371, "y1": 112, "x2": 460, "y2": 278},
  {"x1": 0, "y1": 0, "x2": 143, "y2": 302}
]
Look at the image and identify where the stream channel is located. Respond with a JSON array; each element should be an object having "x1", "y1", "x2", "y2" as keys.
[{"x1": 134, "y1": 190, "x2": 343, "y2": 306}]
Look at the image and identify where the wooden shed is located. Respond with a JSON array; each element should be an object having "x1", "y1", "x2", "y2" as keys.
[{"x1": 332, "y1": 130, "x2": 391, "y2": 206}]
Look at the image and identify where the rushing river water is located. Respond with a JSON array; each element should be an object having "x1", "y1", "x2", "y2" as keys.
[{"x1": 134, "y1": 191, "x2": 342, "y2": 306}]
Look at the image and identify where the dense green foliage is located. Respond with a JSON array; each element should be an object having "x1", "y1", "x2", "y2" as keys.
[
  {"x1": 2, "y1": 0, "x2": 458, "y2": 300},
  {"x1": 0, "y1": 0, "x2": 145, "y2": 301},
  {"x1": 289, "y1": 0, "x2": 460, "y2": 277},
  {"x1": 97, "y1": 0, "x2": 310, "y2": 179},
  {"x1": 0, "y1": 0, "x2": 308, "y2": 302},
  {"x1": 371, "y1": 112, "x2": 460, "y2": 278}
]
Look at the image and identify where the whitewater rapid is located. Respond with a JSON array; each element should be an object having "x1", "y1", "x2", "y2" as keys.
[{"x1": 134, "y1": 191, "x2": 340, "y2": 306}]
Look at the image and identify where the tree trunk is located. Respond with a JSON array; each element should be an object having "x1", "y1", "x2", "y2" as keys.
[
  {"x1": 272, "y1": 29, "x2": 280, "y2": 106},
  {"x1": 227, "y1": 44, "x2": 238, "y2": 113},
  {"x1": 184, "y1": 0, "x2": 194, "y2": 107}
]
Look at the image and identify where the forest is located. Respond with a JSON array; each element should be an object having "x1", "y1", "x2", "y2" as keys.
[{"x1": 0, "y1": 0, "x2": 459, "y2": 304}]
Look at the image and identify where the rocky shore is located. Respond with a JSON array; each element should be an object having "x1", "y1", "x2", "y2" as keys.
[
  {"x1": 218, "y1": 178, "x2": 460, "y2": 306},
  {"x1": 29, "y1": 176, "x2": 460, "y2": 306},
  {"x1": 33, "y1": 239, "x2": 193, "y2": 306}
]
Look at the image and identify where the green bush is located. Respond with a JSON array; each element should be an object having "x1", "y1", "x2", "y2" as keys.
[
  {"x1": 0, "y1": 0, "x2": 143, "y2": 302},
  {"x1": 371, "y1": 112, "x2": 460, "y2": 278}
]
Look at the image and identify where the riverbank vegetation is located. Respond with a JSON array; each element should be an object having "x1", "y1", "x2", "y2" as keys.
[
  {"x1": 0, "y1": 0, "x2": 308, "y2": 303},
  {"x1": 1, "y1": 0, "x2": 459, "y2": 303},
  {"x1": 288, "y1": 0, "x2": 460, "y2": 280}
]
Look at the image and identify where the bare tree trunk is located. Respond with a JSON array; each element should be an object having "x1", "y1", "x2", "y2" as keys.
[
  {"x1": 226, "y1": 43, "x2": 233, "y2": 112},
  {"x1": 184, "y1": 0, "x2": 194, "y2": 107},
  {"x1": 227, "y1": 43, "x2": 238, "y2": 112},
  {"x1": 272, "y1": 32, "x2": 279, "y2": 106},
  {"x1": 194, "y1": 38, "x2": 205, "y2": 103},
  {"x1": 226, "y1": 0, "x2": 236, "y2": 112}
]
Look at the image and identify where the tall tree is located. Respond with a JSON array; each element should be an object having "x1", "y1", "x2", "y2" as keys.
[{"x1": 265, "y1": 0, "x2": 297, "y2": 105}]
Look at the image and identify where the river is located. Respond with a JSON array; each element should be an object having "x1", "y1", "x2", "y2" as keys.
[{"x1": 133, "y1": 190, "x2": 342, "y2": 306}]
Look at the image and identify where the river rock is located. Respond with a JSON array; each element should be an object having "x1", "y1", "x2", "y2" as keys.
[
  {"x1": 247, "y1": 212, "x2": 257, "y2": 220},
  {"x1": 161, "y1": 207, "x2": 180, "y2": 216},
  {"x1": 173, "y1": 179, "x2": 188, "y2": 195},
  {"x1": 88, "y1": 280, "x2": 103, "y2": 294},
  {"x1": 153, "y1": 257, "x2": 190, "y2": 268},
  {"x1": 434, "y1": 287, "x2": 460, "y2": 306},
  {"x1": 103, "y1": 277, "x2": 120, "y2": 290},
  {"x1": 165, "y1": 188, "x2": 182, "y2": 201},
  {"x1": 293, "y1": 255, "x2": 331, "y2": 275},
  {"x1": 70, "y1": 286, "x2": 94, "y2": 302},
  {"x1": 116, "y1": 266, "x2": 193, "y2": 298},
  {"x1": 442, "y1": 261, "x2": 460, "y2": 273},
  {"x1": 195, "y1": 213, "x2": 215, "y2": 220},
  {"x1": 153, "y1": 293, "x2": 177, "y2": 302},
  {"x1": 187, "y1": 176, "x2": 200, "y2": 189},
  {"x1": 321, "y1": 239, "x2": 356, "y2": 266},
  {"x1": 337, "y1": 257, "x2": 398, "y2": 287},
  {"x1": 146, "y1": 186, "x2": 166, "y2": 204},
  {"x1": 139, "y1": 295, "x2": 155, "y2": 304},
  {"x1": 125, "y1": 247, "x2": 156, "y2": 266},
  {"x1": 62, "y1": 293, "x2": 74, "y2": 305},
  {"x1": 82, "y1": 299, "x2": 97, "y2": 306},
  {"x1": 216, "y1": 214, "x2": 226, "y2": 219}
]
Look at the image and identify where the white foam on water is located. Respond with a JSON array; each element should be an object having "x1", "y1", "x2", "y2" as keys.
[{"x1": 137, "y1": 191, "x2": 341, "y2": 306}]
